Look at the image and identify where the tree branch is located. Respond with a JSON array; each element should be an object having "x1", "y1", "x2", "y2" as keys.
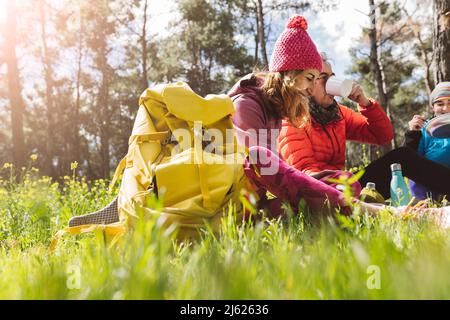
[
  {"x1": 379, "y1": 23, "x2": 410, "y2": 46},
  {"x1": 266, "y1": 2, "x2": 310, "y2": 12},
  {"x1": 105, "y1": 2, "x2": 140, "y2": 37},
  {"x1": 354, "y1": 8, "x2": 369, "y2": 17},
  {"x1": 355, "y1": 48, "x2": 371, "y2": 58}
]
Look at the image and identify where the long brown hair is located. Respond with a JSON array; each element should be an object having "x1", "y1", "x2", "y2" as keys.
[{"x1": 257, "y1": 70, "x2": 310, "y2": 128}]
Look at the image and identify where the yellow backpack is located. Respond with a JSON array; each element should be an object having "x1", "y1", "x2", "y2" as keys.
[
  {"x1": 113, "y1": 81, "x2": 251, "y2": 238},
  {"x1": 51, "y1": 82, "x2": 252, "y2": 250}
]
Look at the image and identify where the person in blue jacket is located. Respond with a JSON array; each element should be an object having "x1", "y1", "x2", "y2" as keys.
[{"x1": 405, "y1": 81, "x2": 450, "y2": 200}]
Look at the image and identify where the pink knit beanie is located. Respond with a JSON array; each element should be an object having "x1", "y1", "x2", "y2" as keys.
[{"x1": 269, "y1": 15, "x2": 322, "y2": 73}]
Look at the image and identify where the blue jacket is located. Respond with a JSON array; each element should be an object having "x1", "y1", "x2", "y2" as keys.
[{"x1": 406, "y1": 126, "x2": 450, "y2": 199}]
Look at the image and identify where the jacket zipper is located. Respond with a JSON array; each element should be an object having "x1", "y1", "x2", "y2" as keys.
[
  {"x1": 331, "y1": 128, "x2": 341, "y2": 156},
  {"x1": 321, "y1": 125, "x2": 336, "y2": 157}
]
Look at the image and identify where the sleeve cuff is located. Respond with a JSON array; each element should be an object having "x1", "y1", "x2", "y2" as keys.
[
  {"x1": 360, "y1": 98, "x2": 376, "y2": 109},
  {"x1": 405, "y1": 130, "x2": 422, "y2": 139}
]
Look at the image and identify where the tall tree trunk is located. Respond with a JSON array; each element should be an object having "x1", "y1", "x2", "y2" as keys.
[
  {"x1": 433, "y1": 0, "x2": 450, "y2": 83},
  {"x1": 39, "y1": 0, "x2": 56, "y2": 177},
  {"x1": 74, "y1": 5, "x2": 83, "y2": 162},
  {"x1": 368, "y1": 0, "x2": 393, "y2": 155},
  {"x1": 100, "y1": 124, "x2": 110, "y2": 179},
  {"x1": 414, "y1": 28, "x2": 434, "y2": 101},
  {"x1": 140, "y1": 0, "x2": 149, "y2": 93},
  {"x1": 85, "y1": 0, "x2": 116, "y2": 179},
  {"x1": 4, "y1": 1, "x2": 26, "y2": 169},
  {"x1": 254, "y1": 12, "x2": 259, "y2": 67},
  {"x1": 256, "y1": 0, "x2": 268, "y2": 68},
  {"x1": 97, "y1": 49, "x2": 111, "y2": 178},
  {"x1": 404, "y1": 11, "x2": 434, "y2": 101}
]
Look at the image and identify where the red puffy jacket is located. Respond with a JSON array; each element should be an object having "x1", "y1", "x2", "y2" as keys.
[{"x1": 278, "y1": 99, "x2": 394, "y2": 174}]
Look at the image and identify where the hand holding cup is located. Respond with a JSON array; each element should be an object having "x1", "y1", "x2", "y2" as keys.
[
  {"x1": 325, "y1": 76, "x2": 352, "y2": 98},
  {"x1": 348, "y1": 83, "x2": 370, "y2": 107},
  {"x1": 408, "y1": 115, "x2": 426, "y2": 131}
]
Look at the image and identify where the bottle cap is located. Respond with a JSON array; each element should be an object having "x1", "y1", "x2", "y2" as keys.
[
  {"x1": 391, "y1": 163, "x2": 402, "y2": 172},
  {"x1": 366, "y1": 182, "x2": 376, "y2": 189}
]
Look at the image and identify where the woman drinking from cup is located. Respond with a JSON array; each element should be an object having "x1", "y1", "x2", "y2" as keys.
[{"x1": 278, "y1": 52, "x2": 393, "y2": 192}]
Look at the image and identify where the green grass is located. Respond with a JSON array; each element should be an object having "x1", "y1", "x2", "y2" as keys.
[{"x1": 0, "y1": 162, "x2": 449, "y2": 299}]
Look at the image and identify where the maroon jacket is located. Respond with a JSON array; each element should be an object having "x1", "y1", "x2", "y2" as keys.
[{"x1": 228, "y1": 74, "x2": 281, "y2": 153}]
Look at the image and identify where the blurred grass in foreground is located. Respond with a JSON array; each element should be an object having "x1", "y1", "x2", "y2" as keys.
[{"x1": 0, "y1": 160, "x2": 449, "y2": 299}]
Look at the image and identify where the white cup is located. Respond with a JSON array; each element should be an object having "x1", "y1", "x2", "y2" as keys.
[{"x1": 325, "y1": 76, "x2": 353, "y2": 98}]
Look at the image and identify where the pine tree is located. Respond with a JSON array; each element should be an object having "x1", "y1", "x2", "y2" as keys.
[
  {"x1": 3, "y1": 0, "x2": 26, "y2": 169},
  {"x1": 433, "y1": 0, "x2": 450, "y2": 83}
]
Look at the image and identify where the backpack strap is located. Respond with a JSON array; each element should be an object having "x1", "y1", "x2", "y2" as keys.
[
  {"x1": 193, "y1": 121, "x2": 213, "y2": 209},
  {"x1": 49, "y1": 222, "x2": 126, "y2": 254},
  {"x1": 132, "y1": 131, "x2": 171, "y2": 145},
  {"x1": 109, "y1": 131, "x2": 171, "y2": 192},
  {"x1": 109, "y1": 157, "x2": 127, "y2": 192}
]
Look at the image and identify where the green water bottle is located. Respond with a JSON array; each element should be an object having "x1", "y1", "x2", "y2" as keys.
[{"x1": 390, "y1": 163, "x2": 411, "y2": 206}]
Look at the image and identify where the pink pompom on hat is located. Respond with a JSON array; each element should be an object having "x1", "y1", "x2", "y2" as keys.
[{"x1": 269, "y1": 15, "x2": 322, "y2": 73}]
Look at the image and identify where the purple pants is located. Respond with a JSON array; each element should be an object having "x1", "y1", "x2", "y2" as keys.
[{"x1": 243, "y1": 146, "x2": 361, "y2": 217}]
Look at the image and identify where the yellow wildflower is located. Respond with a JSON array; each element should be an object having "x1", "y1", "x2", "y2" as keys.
[
  {"x1": 70, "y1": 161, "x2": 78, "y2": 170},
  {"x1": 3, "y1": 163, "x2": 12, "y2": 169}
]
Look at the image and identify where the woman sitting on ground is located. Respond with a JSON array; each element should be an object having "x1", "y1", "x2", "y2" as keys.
[{"x1": 404, "y1": 81, "x2": 450, "y2": 200}]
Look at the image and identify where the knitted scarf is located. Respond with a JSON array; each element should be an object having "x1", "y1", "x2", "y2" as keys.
[{"x1": 309, "y1": 99, "x2": 341, "y2": 125}]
